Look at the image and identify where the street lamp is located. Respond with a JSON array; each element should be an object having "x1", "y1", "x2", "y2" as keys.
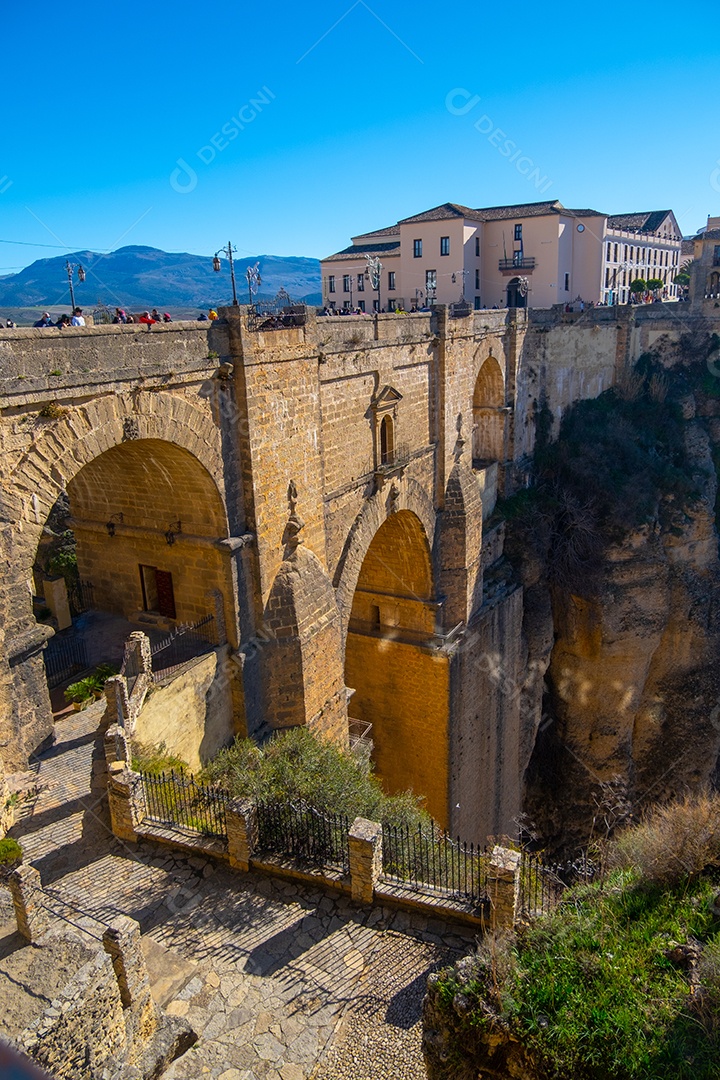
[
  {"x1": 451, "y1": 269, "x2": 469, "y2": 301},
  {"x1": 65, "y1": 261, "x2": 85, "y2": 310},
  {"x1": 607, "y1": 261, "x2": 630, "y2": 306},
  {"x1": 364, "y1": 254, "x2": 383, "y2": 314},
  {"x1": 246, "y1": 262, "x2": 262, "y2": 307},
  {"x1": 213, "y1": 242, "x2": 240, "y2": 306}
]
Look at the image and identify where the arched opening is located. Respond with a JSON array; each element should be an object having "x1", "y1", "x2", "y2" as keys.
[
  {"x1": 344, "y1": 510, "x2": 450, "y2": 825},
  {"x1": 35, "y1": 438, "x2": 237, "y2": 693},
  {"x1": 380, "y1": 414, "x2": 395, "y2": 465},
  {"x1": 506, "y1": 277, "x2": 527, "y2": 308},
  {"x1": 472, "y1": 356, "x2": 505, "y2": 465}
]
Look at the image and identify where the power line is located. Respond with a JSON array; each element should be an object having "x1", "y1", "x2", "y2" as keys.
[{"x1": 0, "y1": 238, "x2": 110, "y2": 252}]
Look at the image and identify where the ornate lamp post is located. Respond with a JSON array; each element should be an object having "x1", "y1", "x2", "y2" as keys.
[
  {"x1": 65, "y1": 260, "x2": 85, "y2": 310},
  {"x1": 246, "y1": 262, "x2": 262, "y2": 307},
  {"x1": 364, "y1": 254, "x2": 383, "y2": 314},
  {"x1": 212, "y1": 242, "x2": 240, "y2": 305}
]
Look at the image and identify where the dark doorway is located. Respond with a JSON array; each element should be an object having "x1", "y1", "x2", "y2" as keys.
[
  {"x1": 506, "y1": 278, "x2": 527, "y2": 308},
  {"x1": 140, "y1": 565, "x2": 176, "y2": 619}
]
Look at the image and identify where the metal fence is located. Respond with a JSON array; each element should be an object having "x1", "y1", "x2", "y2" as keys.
[
  {"x1": 381, "y1": 822, "x2": 488, "y2": 906},
  {"x1": 67, "y1": 578, "x2": 94, "y2": 617},
  {"x1": 139, "y1": 770, "x2": 228, "y2": 840},
  {"x1": 256, "y1": 800, "x2": 351, "y2": 874},
  {"x1": 247, "y1": 304, "x2": 307, "y2": 332},
  {"x1": 44, "y1": 633, "x2": 90, "y2": 689},
  {"x1": 150, "y1": 614, "x2": 217, "y2": 681},
  {"x1": 517, "y1": 849, "x2": 565, "y2": 918}
]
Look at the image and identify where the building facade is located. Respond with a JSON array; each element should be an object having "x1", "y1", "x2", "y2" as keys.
[{"x1": 322, "y1": 200, "x2": 684, "y2": 311}]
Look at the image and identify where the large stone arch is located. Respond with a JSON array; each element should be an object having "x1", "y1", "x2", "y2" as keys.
[
  {"x1": 1, "y1": 391, "x2": 232, "y2": 770},
  {"x1": 7, "y1": 391, "x2": 226, "y2": 546},
  {"x1": 333, "y1": 476, "x2": 437, "y2": 637}
]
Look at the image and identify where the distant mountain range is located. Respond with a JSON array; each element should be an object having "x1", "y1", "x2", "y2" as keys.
[{"x1": 0, "y1": 246, "x2": 322, "y2": 310}]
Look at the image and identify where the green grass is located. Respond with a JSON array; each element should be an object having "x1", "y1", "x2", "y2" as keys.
[
  {"x1": 130, "y1": 739, "x2": 188, "y2": 775},
  {"x1": 434, "y1": 795, "x2": 720, "y2": 1079}
]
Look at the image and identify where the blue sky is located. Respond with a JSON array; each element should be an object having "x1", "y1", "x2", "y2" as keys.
[{"x1": 1, "y1": 0, "x2": 718, "y2": 272}]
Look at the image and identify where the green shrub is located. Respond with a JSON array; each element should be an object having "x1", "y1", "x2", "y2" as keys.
[
  {"x1": 64, "y1": 677, "x2": 97, "y2": 704},
  {"x1": 0, "y1": 838, "x2": 23, "y2": 866},
  {"x1": 202, "y1": 726, "x2": 429, "y2": 829}
]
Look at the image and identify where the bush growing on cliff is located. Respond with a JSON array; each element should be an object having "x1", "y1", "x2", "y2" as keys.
[
  {"x1": 428, "y1": 794, "x2": 720, "y2": 1080},
  {"x1": 202, "y1": 726, "x2": 429, "y2": 830}
]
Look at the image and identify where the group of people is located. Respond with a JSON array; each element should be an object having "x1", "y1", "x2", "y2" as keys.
[
  {"x1": 113, "y1": 308, "x2": 172, "y2": 324},
  {"x1": 4, "y1": 304, "x2": 223, "y2": 329},
  {"x1": 32, "y1": 307, "x2": 86, "y2": 328}
]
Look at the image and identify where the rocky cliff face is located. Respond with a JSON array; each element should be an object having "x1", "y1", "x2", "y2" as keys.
[{"x1": 520, "y1": 371, "x2": 720, "y2": 854}]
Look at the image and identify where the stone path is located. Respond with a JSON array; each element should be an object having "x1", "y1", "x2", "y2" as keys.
[{"x1": 5, "y1": 704, "x2": 475, "y2": 1079}]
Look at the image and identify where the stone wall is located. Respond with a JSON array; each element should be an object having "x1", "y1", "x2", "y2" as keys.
[{"x1": 133, "y1": 647, "x2": 236, "y2": 771}]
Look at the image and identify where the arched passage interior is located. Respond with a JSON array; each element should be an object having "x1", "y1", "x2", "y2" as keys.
[
  {"x1": 63, "y1": 438, "x2": 236, "y2": 642},
  {"x1": 344, "y1": 509, "x2": 450, "y2": 826},
  {"x1": 472, "y1": 356, "x2": 505, "y2": 465}
]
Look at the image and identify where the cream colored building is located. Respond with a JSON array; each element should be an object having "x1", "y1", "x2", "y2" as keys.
[{"x1": 322, "y1": 200, "x2": 683, "y2": 310}]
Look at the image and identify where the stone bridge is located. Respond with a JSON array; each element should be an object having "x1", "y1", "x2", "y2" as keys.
[{"x1": 0, "y1": 302, "x2": 701, "y2": 842}]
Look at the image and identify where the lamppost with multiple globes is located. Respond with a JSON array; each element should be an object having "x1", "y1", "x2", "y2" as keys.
[
  {"x1": 212, "y1": 242, "x2": 240, "y2": 306},
  {"x1": 245, "y1": 262, "x2": 262, "y2": 307},
  {"x1": 364, "y1": 254, "x2": 383, "y2": 314},
  {"x1": 65, "y1": 260, "x2": 85, "y2": 310}
]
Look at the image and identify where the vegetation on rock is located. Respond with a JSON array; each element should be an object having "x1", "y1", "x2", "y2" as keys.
[{"x1": 425, "y1": 793, "x2": 720, "y2": 1080}]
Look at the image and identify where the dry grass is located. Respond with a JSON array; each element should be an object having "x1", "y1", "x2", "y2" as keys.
[{"x1": 609, "y1": 791, "x2": 720, "y2": 885}]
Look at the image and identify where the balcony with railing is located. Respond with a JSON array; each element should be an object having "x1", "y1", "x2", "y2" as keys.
[{"x1": 499, "y1": 256, "x2": 536, "y2": 273}]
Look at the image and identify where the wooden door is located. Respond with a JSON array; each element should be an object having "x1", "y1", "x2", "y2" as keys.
[{"x1": 155, "y1": 570, "x2": 176, "y2": 619}]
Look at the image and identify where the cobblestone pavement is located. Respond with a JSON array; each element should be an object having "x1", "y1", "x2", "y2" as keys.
[{"x1": 6, "y1": 705, "x2": 475, "y2": 1079}]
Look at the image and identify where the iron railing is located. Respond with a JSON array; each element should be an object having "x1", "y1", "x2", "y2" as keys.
[
  {"x1": 256, "y1": 800, "x2": 351, "y2": 874},
  {"x1": 449, "y1": 300, "x2": 472, "y2": 318},
  {"x1": 247, "y1": 305, "x2": 307, "y2": 332},
  {"x1": 43, "y1": 632, "x2": 90, "y2": 689},
  {"x1": 381, "y1": 822, "x2": 488, "y2": 906},
  {"x1": 67, "y1": 578, "x2": 94, "y2": 617},
  {"x1": 150, "y1": 614, "x2": 217, "y2": 682},
  {"x1": 499, "y1": 256, "x2": 536, "y2": 272},
  {"x1": 139, "y1": 770, "x2": 228, "y2": 839},
  {"x1": 517, "y1": 849, "x2": 565, "y2": 918}
]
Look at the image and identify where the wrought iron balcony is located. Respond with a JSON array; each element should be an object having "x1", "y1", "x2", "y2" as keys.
[{"x1": 499, "y1": 256, "x2": 536, "y2": 273}]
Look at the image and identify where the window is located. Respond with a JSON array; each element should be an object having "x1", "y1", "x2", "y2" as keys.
[
  {"x1": 426, "y1": 269, "x2": 437, "y2": 292},
  {"x1": 357, "y1": 274, "x2": 364, "y2": 292},
  {"x1": 380, "y1": 414, "x2": 394, "y2": 465},
  {"x1": 475, "y1": 236, "x2": 480, "y2": 256},
  {"x1": 514, "y1": 224, "x2": 523, "y2": 241},
  {"x1": 413, "y1": 239, "x2": 422, "y2": 258},
  {"x1": 474, "y1": 296, "x2": 482, "y2": 310},
  {"x1": 614, "y1": 243, "x2": 618, "y2": 262},
  {"x1": 564, "y1": 272, "x2": 570, "y2": 292},
  {"x1": 607, "y1": 242, "x2": 612, "y2": 261},
  {"x1": 388, "y1": 270, "x2": 396, "y2": 291},
  {"x1": 343, "y1": 274, "x2": 351, "y2": 293},
  {"x1": 358, "y1": 300, "x2": 365, "y2": 312},
  {"x1": 328, "y1": 275, "x2": 335, "y2": 293},
  {"x1": 440, "y1": 236, "x2": 450, "y2": 256},
  {"x1": 475, "y1": 268, "x2": 480, "y2": 290}
]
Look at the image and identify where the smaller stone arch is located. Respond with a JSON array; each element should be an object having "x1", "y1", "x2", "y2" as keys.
[
  {"x1": 472, "y1": 356, "x2": 506, "y2": 464},
  {"x1": 333, "y1": 477, "x2": 437, "y2": 637}
]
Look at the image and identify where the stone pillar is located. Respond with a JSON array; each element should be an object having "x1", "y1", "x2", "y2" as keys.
[
  {"x1": 226, "y1": 798, "x2": 257, "y2": 871},
  {"x1": 349, "y1": 817, "x2": 382, "y2": 903},
  {"x1": 107, "y1": 763, "x2": 145, "y2": 843},
  {"x1": 102, "y1": 915, "x2": 157, "y2": 1042},
  {"x1": 43, "y1": 577, "x2": 72, "y2": 631},
  {"x1": 105, "y1": 675, "x2": 130, "y2": 728},
  {"x1": 104, "y1": 723, "x2": 131, "y2": 768},
  {"x1": 487, "y1": 845, "x2": 521, "y2": 930},
  {"x1": 9, "y1": 864, "x2": 50, "y2": 942}
]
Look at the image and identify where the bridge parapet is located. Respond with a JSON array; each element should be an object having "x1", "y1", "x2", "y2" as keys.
[{"x1": 0, "y1": 321, "x2": 220, "y2": 403}]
